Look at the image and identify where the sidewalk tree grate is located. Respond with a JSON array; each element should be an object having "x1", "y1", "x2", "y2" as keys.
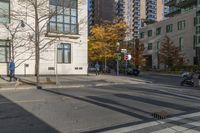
[{"x1": 151, "y1": 111, "x2": 170, "y2": 120}]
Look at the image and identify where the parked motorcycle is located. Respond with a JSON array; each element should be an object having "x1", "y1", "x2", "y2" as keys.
[{"x1": 180, "y1": 72, "x2": 194, "y2": 87}]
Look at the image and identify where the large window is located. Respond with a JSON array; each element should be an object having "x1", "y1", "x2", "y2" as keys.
[
  {"x1": 148, "y1": 30, "x2": 152, "y2": 37},
  {"x1": 57, "y1": 43, "x2": 71, "y2": 63},
  {"x1": 148, "y1": 43, "x2": 153, "y2": 50},
  {"x1": 177, "y1": 20, "x2": 186, "y2": 30},
  {"x1": 166, "y1": 24, "x2": 173, "y2": 33},
  {"x1": 140, "y1": 32, "x2": 144, "y2": 38},
  {"x1": 179, "y1": 37, "x2": 183, "y2": 50},
  {"x1": 0, "y1": 0, "x2": 10, "y2": 23},
  {"x1": 156, "y1": 27, "x2": 161, "y2": 36},
  {"x1": 49, "y1": 0, "x2": 78, "y2": 34},
  {"x1": 157, "y1": 41, "x2": 160, "y2": 50},
  {"x1": 0, "y1": 41, "x2": 9, "y2": 63}
]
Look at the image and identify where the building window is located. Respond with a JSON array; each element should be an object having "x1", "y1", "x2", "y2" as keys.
[
  {"x1": 194, "y1": 17, "x2": 197, "y2": 26},
  {"x1": 157, "y1": 41, "x2": 160, "y2": 50},
  {"x1": 49, "y1": 0, "x2": 78, "y2": 34},
  {"x1": 148, "y1": 30, "x2": 152, "y2": 37},
  {"x1": 57, "y1": 43, "x2": 71, "y2": 63},
  {"x1": 156, "y1": 27, "x2": 161, "y2": 36},
  {"x1": 0, "y1": 0, "x2": 10, "y2": 23},
  {"x1": 179, "y1": 37, "x2": 183, "y2": 50},
  {"x1": 197, "y1": 26, "x2": 200, "y2": 34},
  {"x1": 177, "y1": 20, "x2": 186, "y2": 30},
  {"x1": 0, "y1": 41, "x2": 10, "y2": 63},
  {"x1": 140, "y1": 32, "x2": 144, "y2": 38},
  {"x1": 148, "y1": 43, "x2": 152, "y2": 50},
  {"x1": 166, "y1": 24, "x2": 173, "y2": 33},
  {"x1": 194, "y1": 35, "x2": 196, "y2": 49}
]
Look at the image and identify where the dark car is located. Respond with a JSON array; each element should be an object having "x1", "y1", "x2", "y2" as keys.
[
  {"x1": 119, "y1": 62, "x2": 140, "y2": 76},
  {"x1": 126, "y1": 67, "x2": 140, "y2": 76}
]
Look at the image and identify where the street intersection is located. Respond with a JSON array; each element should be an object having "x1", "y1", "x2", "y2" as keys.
[{"x1": 0, "y1": 74, "x2": 200, "y2": 133}]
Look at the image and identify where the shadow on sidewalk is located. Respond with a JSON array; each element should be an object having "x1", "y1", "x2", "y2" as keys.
[{"x1": 0, "y1": 94, "x2": 59, "y2": 133}]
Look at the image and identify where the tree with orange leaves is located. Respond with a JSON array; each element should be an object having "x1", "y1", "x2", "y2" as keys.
[{"x1": 88, "y1": 19, "x2": 127, "y2": 62}]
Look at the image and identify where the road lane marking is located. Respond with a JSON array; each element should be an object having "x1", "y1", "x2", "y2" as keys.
[
  {"x1": 0, "y1": 99, "x2": 45, "y2": 105},
  {"x1": 160, "y1": 90, "x2": 200, "y2": 101},
  {"x1": 151, "y1": 120, "x2": 200, "y2": 133},
  {"x1": 101, "y1": 112, "x2": 200, "y2": 133}
]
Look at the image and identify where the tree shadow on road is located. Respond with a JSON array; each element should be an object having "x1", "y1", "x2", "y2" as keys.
[
  {"x1": 38, "y1": 88, "x2": 200, "y2": 133},
  {"x1": 0, "y1": 94, "x2": 59, "y2": 133}
]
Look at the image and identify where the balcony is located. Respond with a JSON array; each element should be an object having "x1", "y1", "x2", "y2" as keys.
[
  {"x1": 164, "y1": 8, "x2": 181, "y2": 17},
  {"x1": 176, "y1": 0, "x2": 196, "y2": 8},
  {"x1": 165, "y1": 0, "x2": 176, "y2": 6}
]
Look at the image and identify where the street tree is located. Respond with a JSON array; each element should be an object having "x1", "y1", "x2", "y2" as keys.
[
  {"x1": 3, "y1": 22, "x2": 34, "y2": 68},
  {"x1": 159, "y1": 36, "x2": 185, "y2": 69},
  {"x1": 131, "y1": 39, "x2": 145, "y2": 69},
  {"x1": 89, "y1": 18, "x2": 127, "y2": 66}
]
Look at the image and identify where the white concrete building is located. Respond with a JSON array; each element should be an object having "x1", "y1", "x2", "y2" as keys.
[{"x1": 0, "y1": 0, "x2": 88, "y2": 75}]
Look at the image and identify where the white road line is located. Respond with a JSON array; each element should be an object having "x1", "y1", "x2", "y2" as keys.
[
  {"x1": 151, "y1": 120, "x2": 200, "y2": 133},
  {"x1": 0, "y1": 99, "x2": 45, "y2": 105},
  {"x1": 101, "y1": 112, "x2": 200, "y2": 133},
  {"x1": 160, "y1": 89, "x2": 200, "y2": 101}
]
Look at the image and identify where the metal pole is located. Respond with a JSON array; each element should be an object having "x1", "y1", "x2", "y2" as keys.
[
  {"x1": 117, "y1": 57, "x2": 119, "y2": 76},
  {"x1": 56, "y1": 45, "x2": 58, "y2": 85},
  {"x1": 125, "y1": 59, "x2": 128, "y2": 75}
]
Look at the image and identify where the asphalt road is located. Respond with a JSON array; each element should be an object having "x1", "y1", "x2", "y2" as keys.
[
  {"x1": 137, "y1": 72, "x2": 198, "y2": 87},
  {"x1": 0, "y1": 77, "x2": 200, "y2": 133}
]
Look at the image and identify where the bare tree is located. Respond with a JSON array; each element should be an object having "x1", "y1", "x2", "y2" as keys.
[
  {"x1": 159, "y1": 36, "x2": 185, "y2": 69},
  {"x1": 3, "y1": 22, "x2": 34, "y2": 68},
  {"x1": 131, "y1": 38, "x2": 145, "y2": 69}
]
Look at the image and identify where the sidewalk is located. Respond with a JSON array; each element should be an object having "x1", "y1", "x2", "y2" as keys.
[{"x1": 0, "y1": 74, "x2": 148, "y2": 90}]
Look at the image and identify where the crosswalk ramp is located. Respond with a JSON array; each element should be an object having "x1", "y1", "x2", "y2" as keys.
[{"x1": 101, "y1": 112, "x2": 200, "y2": 133}]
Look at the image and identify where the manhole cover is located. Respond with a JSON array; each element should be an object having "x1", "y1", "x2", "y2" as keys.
[{"x1": 151, "y1": 111, "x2": 170, "y2": 120}]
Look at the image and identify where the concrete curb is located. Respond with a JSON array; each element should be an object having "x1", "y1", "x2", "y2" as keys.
[{"x1": 0, "y1": 82, "x2": 129, "y2": 91}]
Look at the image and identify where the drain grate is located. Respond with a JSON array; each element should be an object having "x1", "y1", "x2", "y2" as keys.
[{"x1": 151, "y1": 111, "x2": 170, "y2": 120}]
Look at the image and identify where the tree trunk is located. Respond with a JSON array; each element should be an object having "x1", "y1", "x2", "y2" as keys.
[
  {"x1": 35, "y1": 0, "x2": 40, "y2": 88},
  {"x1": 104, "y1": 54, "x2": 107, "y2": 73}
]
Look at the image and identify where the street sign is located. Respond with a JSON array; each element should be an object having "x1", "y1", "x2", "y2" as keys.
[
  {"x1": 124, "y1": 54, "x2": 132, "y2": 61},
  {"x1": 128, "y1": 54, "x2": 132, "y2": 60},
  {"x1": 124, "y1": 55, "x2": 128, "y2": 61},
  {"x1": 121, "y1": 49, "x2": 127, "y2": 54}
]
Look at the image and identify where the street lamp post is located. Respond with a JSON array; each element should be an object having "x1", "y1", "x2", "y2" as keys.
[{"x1": 116, "y1": 42, "x2": 120, "y2": 76}]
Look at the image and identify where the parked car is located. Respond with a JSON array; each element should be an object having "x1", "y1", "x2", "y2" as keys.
[
  {"x1": 119, "y1": 62, "x2": 140, "y2": 76},
  {"x1": 126, "y1": 68, "x2": 140, "y2": 76}
]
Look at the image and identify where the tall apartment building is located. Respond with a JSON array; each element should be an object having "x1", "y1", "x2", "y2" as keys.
[
  {"x1": 118, "y1": 0, "x2": 166, "y2": 38},
  {"x1": 139, "y1": 0, "x2": 198, "y2": 68},
  {"x1": 89, "y1": 0, "x2": 116, "y2": 27}
]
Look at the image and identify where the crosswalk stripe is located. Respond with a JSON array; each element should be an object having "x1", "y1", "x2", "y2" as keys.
[
  {"x1": 101, "y1": 112, "x2": 200, "y2": 133},
  {"x1": 151, "y1": 120, "x2": 200, "y2": 133}
]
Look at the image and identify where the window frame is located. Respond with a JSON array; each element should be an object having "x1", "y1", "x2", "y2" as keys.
[
  {"x1": 166, "y1": 24, "x2": 173, "y2": 33},
  {"x1": 0, "y1": 0, "x2": 10, "y2": 24},
  {"x1": 177, "y1": 20, "x2": 186, "y2": 31},
  {"x1": 148, "y1": 43, "x2": 153, "y2": 50},
  {"x1": 156, "y1": 27, "x2": 161, "y2": 36},
  {"x1": 140, "y1": 32, "x2": 144, "y2": 38},
  {"x1": 148, "y1": 30, "x2": 153, "y2": 37},
  {"x1": 0, "y1": 40, "x2": 10, "y2": 63},
  {"x1": 179, "y1": 36, "x2": 184, "y2": 50},
  {"x1": 57, "y1": 43, "x2": 71, "y2": 64},
  {"x1": 48, "y1": 0, "x2": 78, "y2": 34}
]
